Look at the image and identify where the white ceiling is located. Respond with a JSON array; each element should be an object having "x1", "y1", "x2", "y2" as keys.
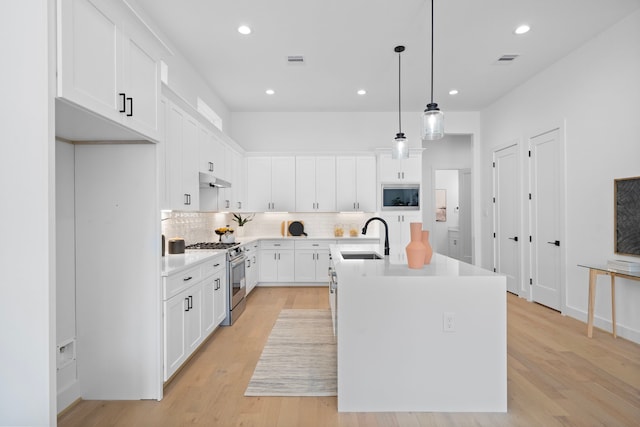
[{"x1": 134, "y1": 0, "x2": 640, "y2": 113}]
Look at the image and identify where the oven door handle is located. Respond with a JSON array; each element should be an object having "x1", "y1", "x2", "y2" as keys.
[{"x1": 229, "y1": 255, "x2": 247, "y2": 268}]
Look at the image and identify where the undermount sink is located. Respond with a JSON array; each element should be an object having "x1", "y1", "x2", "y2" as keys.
[{"x1": 340, "y1": 251, "x2": 383, "y2": 260}]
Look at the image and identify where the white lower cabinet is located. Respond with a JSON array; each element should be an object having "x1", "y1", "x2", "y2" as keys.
[
  {"x1": 259, "y1": 240, "x2": 295, "y2": 283},
  {"x1": 294, "y1": 240, "x2": 331, "y2": 283},
  {"x1": 163, "y1": 253, "x2": 226, "y2": 381},
  {"x1": 244, "y1": 241, "x2": 259, "y2": 294}
]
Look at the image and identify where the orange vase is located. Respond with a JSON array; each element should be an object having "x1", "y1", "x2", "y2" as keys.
[
  {"x1": 422, "y1": 230, "x2": 433, "y2": 264},
  {"x1": 406, "y1": 222, "x2": 427, "y2": 269}
]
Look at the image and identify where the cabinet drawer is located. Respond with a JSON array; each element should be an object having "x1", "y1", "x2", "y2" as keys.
[
  {"x1": 295, "y1": 240, "x2": 332, "y2": 250},
  {"x1": 260, "y1": 240, "x2": 295, "y2": 250},
  {"x1": 164, "y1": 265, "x2": 202, "y2": 300},
  {"x1": 201, "y1": 255, "x2": 226, "y2": 278}
]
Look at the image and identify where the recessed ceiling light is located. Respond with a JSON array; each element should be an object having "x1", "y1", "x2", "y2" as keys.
[
  {"x1": 265, "y1": 89, "x2": 275, "y2": 95},
  {"x1": 357, "y1": 89, "x2": 367, "y2": 95},
  {"x1": 514, "y1": 24, "x2": 530, "y2": 35},
  {"x1": 449, "y1": 89, "x2": 459, "y2": 95},
  {"x1": 238, "y1": 25, "x2": 251, "y2": 35}
]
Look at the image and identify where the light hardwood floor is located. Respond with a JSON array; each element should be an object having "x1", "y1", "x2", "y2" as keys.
[{"x1": 59, "y1": 287, "x2": 640, "y2": 427}]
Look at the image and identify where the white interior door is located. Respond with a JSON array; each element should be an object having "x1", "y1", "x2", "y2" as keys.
[
  {"x1": 459, "y1": 169, "x2": 472, "y2": 264},
  {"x1": 530, "y1": 129, "x2": 564, "y2": 311},
  {"x1": 494, "y1": 145, "x2": 521, "y2": 294}
]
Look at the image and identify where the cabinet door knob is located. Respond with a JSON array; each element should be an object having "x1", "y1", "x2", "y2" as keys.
[{"x1": 126, "y1": 97, "x2": 133, "y2": 117}]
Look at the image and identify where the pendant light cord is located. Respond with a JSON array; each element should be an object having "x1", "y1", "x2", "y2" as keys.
[
  {"x1": 430, "y1": 0, "x2": 434, "y2": 105},
  {"x1": 398, "y1": 51, "x2": 402, "y2": 133}
]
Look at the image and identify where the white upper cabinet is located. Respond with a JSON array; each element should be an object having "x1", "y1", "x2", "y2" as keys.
[
  {"x1": 57, "y1": 0, "x2": 161, "y2": 141},
  {"x1": 198, "y1": 126, "x2": 225, "y2": 176},
  {"x1": 295, "y1": 156, "x2": 336, "y2": 212},
  {"x1": 336, "y1": 156, "x2": 377, "y2": 212},
  {"x1": 247, "y1": 157, "x2": 295, "y2": 212},
  {"x1": 165, "y1": 99, "x2": 199, "y2": 211},
  {"x1": 379, "y1": 152, "x2": 422, "y2": 183}
]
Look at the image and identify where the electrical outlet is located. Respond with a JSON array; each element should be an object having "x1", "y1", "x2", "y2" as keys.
[{"x1": 443, "y1": 312, "x2": 456, "y2": 332}]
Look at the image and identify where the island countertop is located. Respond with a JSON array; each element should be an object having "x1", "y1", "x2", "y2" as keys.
[
  {"x1": 331, "y1": 243, "x2": 500, "y2": 278},
  {"x1": 330, "y1": 243, "x2": 507, "y2": 413}
]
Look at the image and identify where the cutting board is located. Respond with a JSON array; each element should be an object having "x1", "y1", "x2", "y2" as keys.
[{"x1": 281, "y1": 221, "x2": 304, "y2": 236}]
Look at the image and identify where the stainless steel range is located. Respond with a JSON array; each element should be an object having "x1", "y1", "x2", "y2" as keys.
[{"x1": 186, "y1": 242, "x2": 247, "y2": 325}]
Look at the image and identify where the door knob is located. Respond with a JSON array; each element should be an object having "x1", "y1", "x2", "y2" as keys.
[
  {"x1": 547, "y1": 240, "x2": 560, "y2": 246},
  {"x1": 508, "y1": 236, "x2": 518, "y2": 242}
]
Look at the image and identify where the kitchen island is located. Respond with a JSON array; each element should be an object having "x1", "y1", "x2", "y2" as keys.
[{"x1": 330, "y1": 244, "x2": 506, "y2": 413}]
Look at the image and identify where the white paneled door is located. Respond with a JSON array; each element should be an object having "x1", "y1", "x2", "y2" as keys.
[
  {"x1": 530, "y1": 128, "x2": 564, "y2": 311},
  {"x1": 494, "y1": 144, "x2": 521, "y2": 295}
]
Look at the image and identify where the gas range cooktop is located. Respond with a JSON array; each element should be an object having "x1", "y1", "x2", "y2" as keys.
[{"x1": 185, "y1": 242, "x2": 239, "y2": 250}]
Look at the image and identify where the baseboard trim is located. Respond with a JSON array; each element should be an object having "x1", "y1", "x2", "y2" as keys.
[{"x1": 564, "y1": 304, "x2": 640, "y2": 344}]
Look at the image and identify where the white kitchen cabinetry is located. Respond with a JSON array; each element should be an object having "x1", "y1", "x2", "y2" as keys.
[
  {"x1": 380, "y1": 212, "x2": 423, "y2": 263},
  {"x1": 259, "y1": 240, "x2": 295, "y2": 283},
  {"x1": 295, "y1": 156, "x2": 336, "y2": 212},
  {"x1": 218, "y1": 148, "x2": 245, "y2": 211},
  {"x1": 57, "y1": 0, "x2": 161, "y2": 141},
  {"x1": 294, "y1": 240, "x2": 331, "y2": 283},
  {"x1": 244, "y1": 241, "x2": 260, "y2": 294},
  {"x1": 247, "y1": 157, "x2": 295, "y2": 212},
  {"x1": 336, "y1": 156, "x2": 377, "y2": 212},
  {"x1": 163, "y1": 253, "x2": 226, "y2": 381},
  {"x1": 379, "y1": 152, "x2": 422, "y2": 183},
  {"x1": 198, "y1": 125, "x2": 225, "y2": 177},
  {"x1": 165, "y1": 98, "x2": 199, "y2": 211}
]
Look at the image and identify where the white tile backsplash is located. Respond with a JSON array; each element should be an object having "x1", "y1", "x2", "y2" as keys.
[{"x1": 160, "y1": 211, "x2": 378, "y2": 244}]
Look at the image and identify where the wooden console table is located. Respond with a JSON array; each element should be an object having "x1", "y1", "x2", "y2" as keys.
[{"x1": 578, "y1": 264, "x2": 640, "y2": 338}]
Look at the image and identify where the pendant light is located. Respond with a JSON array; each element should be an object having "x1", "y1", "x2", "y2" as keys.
[
  {"x1": 392, "y1": 45, "x2": 409, "y2": 159},
  {"x1": 422, "y1": 0, "x2": 444, "y2": 140}
]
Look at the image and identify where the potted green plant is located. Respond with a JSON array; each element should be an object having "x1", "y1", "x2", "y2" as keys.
[{"x1": 232, "y1": 213, "x2": 254, "y2": 237}]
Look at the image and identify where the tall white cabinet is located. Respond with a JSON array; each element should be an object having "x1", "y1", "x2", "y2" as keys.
[{"x1": 74, "y1": 144, "x2": 160, "y2": 400}]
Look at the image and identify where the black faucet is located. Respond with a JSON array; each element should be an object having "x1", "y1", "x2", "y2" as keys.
[{"x1": 362, "y1": 217, "x2": 390, "y2": 256}]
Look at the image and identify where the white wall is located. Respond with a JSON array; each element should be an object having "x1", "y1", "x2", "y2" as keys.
[
  {"x1": 480, "y1": 10, "x2": 640, "y2": 342},
  {"x1": 231, "y1": 111, "x2": 423, "y2": 153},
  {"x1": 421, "y1": 134, "x2": 472, "y2": 230},
  {"x1": 128, "y1": 0, "x2": 231, "y2": 131},
  {"x1": 0, "y1": 1, "x2": 56, "y2": 425}
]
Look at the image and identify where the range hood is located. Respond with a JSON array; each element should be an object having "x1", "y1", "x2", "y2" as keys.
[{"x1": 199, "y1": 172, "x2": 231, "y2": 189}]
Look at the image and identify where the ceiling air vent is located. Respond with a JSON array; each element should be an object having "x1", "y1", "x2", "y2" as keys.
[
  {"x1": 496, "y1": 54, "x2": 519, "y2": 64},
  {"x1": 287, "y1": 55, "x2": 305, "y2": 63}
]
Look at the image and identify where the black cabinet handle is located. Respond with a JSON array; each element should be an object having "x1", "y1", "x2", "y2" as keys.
[
  {"x1": 547, "y1": 240, "x2": 560, "y2": 246},
  {"x1": 119, "y1": 93, "x2": 126, "y2": 112},
  {"x1": 183, "y1": 276, "x2": 193, "y2": 282},
  {"x1": 213, "y1": 263, "x2": 220, "y2": 267},
  {"x1": 126, "y1": 97, "x2": 133, "y2": 116},
  {"x1": 508, "y1": 236, "x2": 519, "y2": 242},
  {"x1": 184, "y1": 297, "x2": 190, "y2": 312},
  {"x1": 188, "y1": 295, "x2": 193, "y2": 310}
]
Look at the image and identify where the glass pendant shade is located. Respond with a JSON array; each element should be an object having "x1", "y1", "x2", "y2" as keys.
[
  {"x1": 392, "y1": 133, "x2": 409, "y2": 159},
  {"x1": 422, "y1": 103, "x2": 444, "y2": 140}
]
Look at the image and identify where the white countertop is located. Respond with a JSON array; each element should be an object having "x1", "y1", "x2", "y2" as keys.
[
  {"x1": 161, "y1": 250, "x2": 226, "y2": 276},
  {"x1": 240, "y1": 235, "x2": 380, "y2": 242},
  {"x1": 162, "y1": 236, "x2": 381, "y2": 276},
  {"x1": 331, "y1": 243, "x2": 499, "y2": 278}
]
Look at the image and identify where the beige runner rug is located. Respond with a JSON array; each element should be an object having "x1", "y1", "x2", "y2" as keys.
[{"x1": 245, "y1": 309, "x2": 337, "y2": 396}]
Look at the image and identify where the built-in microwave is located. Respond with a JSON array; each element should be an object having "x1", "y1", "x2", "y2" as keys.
[{"x1": 381, "y1": 184, "x2": 420, "y2": 210}]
